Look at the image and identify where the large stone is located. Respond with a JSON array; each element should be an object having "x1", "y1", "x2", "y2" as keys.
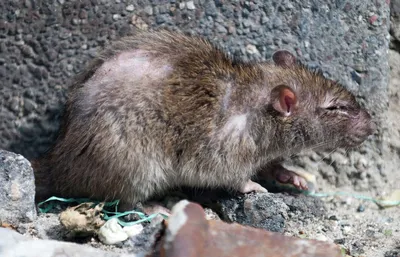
[
  {"x1": 0, "y1": 150, "x2": 37, "y2": 225},
  {"x1": 0, "y1": 227, "x2": 140, "y2": 257},
  {"x1": 124, "y1": 214, "x2": 165, "y2": 254},
  {"x1": 217, "y1": 193, "x2": 289, "y2": 232},
  {"x1": 160, "y1": 200, "x2": 342, "y2": 257},
  {"x1": 216, "y1": 193, "x2": 325, "y2": 232}
]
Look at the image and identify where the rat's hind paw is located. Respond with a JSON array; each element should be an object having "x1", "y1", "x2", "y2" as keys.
[
  {"x1": 258, "y1": 163, "x2": 316, "y2": 193},
  {"x1": 274, "y1": 169, "x2": 309, "y2": 191}
]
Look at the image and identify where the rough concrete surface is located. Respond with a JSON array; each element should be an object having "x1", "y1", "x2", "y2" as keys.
[
  {"x1": 0, "y1": 0, "x2": 389, "y2": 163},
  {"x1": 0, "y1": 0, "x2": 398, "y2": 257}
]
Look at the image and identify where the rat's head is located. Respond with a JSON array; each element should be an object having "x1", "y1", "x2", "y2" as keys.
[{"x1": 264, "y1": 50, "x2": 375, "y2": 152}]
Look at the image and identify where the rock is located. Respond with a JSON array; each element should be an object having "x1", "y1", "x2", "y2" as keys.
[
  {"x1": 0, "y1": 227, "x2": 137, "y2": 257},
  {"x1": 274, "y1": 194, "x2": 325, "y2": 218},
  {"x1": 217, "y1": 193, "x2": 289, "y2": 232},
  {"x1": 385, "y1": 248, "x2": 400, "y2": 257},
  {"x1": 97, "y1": 215, "x2": 143, "y2": 244},
  {"x1": 112, "y1": 14, "x2": 121, "y2": 21},
  {"x1": 216, "y1": 24, "x2": 228, "y2": 33},
  {"x1": 160, "y1": 200, "x2": 343, "y2": 257},
  {"x1": 124, "y1": 213, "x2": 165, "y2": 254},
  {"x1": 131, "y1": 15, "x2": 148, "y2": 30},
  {"x1": 245, "y1": 44, "x2": 259, "y2": 55},
  {"x1": 314, "y1": 233, "x2": 329, "y2": 242},
  {"x1": 329, "y1": 215, "x2": 339, "y2": 221},
  {"x1": 186, "y1": 1, "x2": 195, "y2": 10},
  {"x1": 122, "y1": 224, "x2": 143, "y2": 237},
  {"x1": 0, "y1": 150, "x2": 37, "y2": 225},
  {"x1": 98, "y1": 218, "x2": 128, "y2": 245},
  {"x1": 204, "y1": 207, "x2": 220, "y2": 220},
  {"x1": 144, "y1": 6, "x2": 153, "y2": 15},
  {"x1": 25, "y1": 212, "x2": 65, "y2": 240},
  {"x1": 357, "y1": 204, "x2": 365, "y2": 212},
  {"x1": 126, "y1": 5, "x2": 134, "y2": 12},
  {"x1": 23, "y1": 98, "x2": 36, "y2": 113},
  {"x1": 334, "y1": 238, "x2": 345, "y2": 244}
]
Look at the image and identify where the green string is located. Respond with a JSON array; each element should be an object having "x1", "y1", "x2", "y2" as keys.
[
  {"x1": 305, "y1": 191, "x2": 400, "y2": 207},
  {"x1": 37, "y1": 196, "x2": 167, "y2": 226},
  {"x1": 268, "y1": 180, "x2": 400, "y2": 207},
  {"x1": 37, "y1": 189, "x2": 398, "y2": 228}
]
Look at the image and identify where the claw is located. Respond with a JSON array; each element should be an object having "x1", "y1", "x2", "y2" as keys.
[{"x1": 240, "y1": 179, "x2": 268, "y2": 194}]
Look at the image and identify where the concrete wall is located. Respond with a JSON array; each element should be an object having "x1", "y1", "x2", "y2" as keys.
[{"x1": 0, "y1": 0, "x2": 390, "y2": 191}]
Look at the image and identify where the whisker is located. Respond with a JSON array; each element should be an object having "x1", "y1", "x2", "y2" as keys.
[{"x1": 316, "y1": 149, "x2": 336, "y2": 166}]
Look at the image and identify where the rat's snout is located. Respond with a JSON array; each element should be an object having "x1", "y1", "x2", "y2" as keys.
[
  {"x1": 344, "y1": 109, "x2": 375, "y2": 147},
  {"x1": 359, "y1": 109, "x2": 376, "y2": 136},
  {"x1": 367, "y1": 119, "x2": 377, "y2": 136}
]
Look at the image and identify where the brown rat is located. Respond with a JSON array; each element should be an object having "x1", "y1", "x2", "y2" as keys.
[{"x1": 34, "y1": 30, "x2": 375, "y2": 209}]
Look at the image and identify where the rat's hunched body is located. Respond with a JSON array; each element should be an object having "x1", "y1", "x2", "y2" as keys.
[{"x1": 34, "y1": 30, "x2": 375, "y2": 208}]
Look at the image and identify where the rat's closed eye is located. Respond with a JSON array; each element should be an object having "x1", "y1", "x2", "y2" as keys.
[
  {"x1": 325, "y1": 105, "x2": 349, "y2": 111},
  {"x1": 323, "y1": 103, "x2": 361, "y2": 118}
]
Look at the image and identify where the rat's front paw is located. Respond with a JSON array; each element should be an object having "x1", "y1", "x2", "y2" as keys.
[{"x1": 240, "y1": 179, "x2": 268, "y2": 194}]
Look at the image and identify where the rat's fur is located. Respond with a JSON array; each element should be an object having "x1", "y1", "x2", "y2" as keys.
[{"x1": 34, "y1": 31, "x2": 375, "y2": 207}]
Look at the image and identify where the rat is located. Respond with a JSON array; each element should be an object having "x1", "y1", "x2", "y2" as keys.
[{"x1": 33, "y1": 30, "x2": 375, "y2": 210}]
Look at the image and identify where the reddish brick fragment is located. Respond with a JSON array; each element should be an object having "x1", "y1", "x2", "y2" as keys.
[{"x1": 161, "y1": 200, "x2": 343, "y2": 257}]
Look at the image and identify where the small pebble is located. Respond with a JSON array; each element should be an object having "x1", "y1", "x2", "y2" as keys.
[
  {"x1": 186, "y1": 1, "x2": 196, "y2": 10},
  {"x1": 112, "y1": 14, "x2": 121, "y2": 21},
  {"x1": 144, "y1": 6, "x2": 153, "y2": 15},
  {"x1": 329, "y1": 215, "x2": 339, "y2": 221},
  {"x1": 228, "y1": 25, "x2": 236, "y2": 34},
  {"x1": 369, "y1": 15, "x2": 378, "y2": 25},
  {"x1": 366, "y1": 229, "x2": 375, "y2": 237},
  {"x1": 334, "y1": 238, "x2": 346, "y2": 244},
  {"x1": 351, "y1": 70, "x2": 362, "y2": 84},
  {"x1": 342, "y1": 225, "x2": 352, "y2": 235},
  {"x1": 72, "y1": 18, "x2": 80, "y2": 25},
  {"x1": 126, "y1": 5, "x2": 135, "y2": 12},
  {"x1": 314, "y1": 233, "x2": 329, "y2": 242},
  {"x1": 98, "y1": 218, "x2": 128, "y2": 245},
  {"x1": 357, "y1": 204, "x2": 365, "y2": 212},
  {"x1": 341, "y1": 197, "x2": 352, "y2": 205},
  {"x1": 123, "y1": 224, "x2": 144, "y2": 237},
  {"x1": 245, "y1": 44, "x2": 259, "y2": 55}
]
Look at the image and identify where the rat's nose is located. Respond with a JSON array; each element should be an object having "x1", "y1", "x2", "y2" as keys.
[
  {"x1": 368, "y1": 120, "x2": 377, "y2": 135},
  {"x1": 359, "y1": 110, "x2": 376, "y2": 136}
]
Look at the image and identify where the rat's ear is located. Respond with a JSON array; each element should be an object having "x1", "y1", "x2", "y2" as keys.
[
  {"x1": 272, "y1": 50, "x2": 296, "y2": 67},
  {"x1": 271, "y1": 85, "x2": 297, "y2": 116}
]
